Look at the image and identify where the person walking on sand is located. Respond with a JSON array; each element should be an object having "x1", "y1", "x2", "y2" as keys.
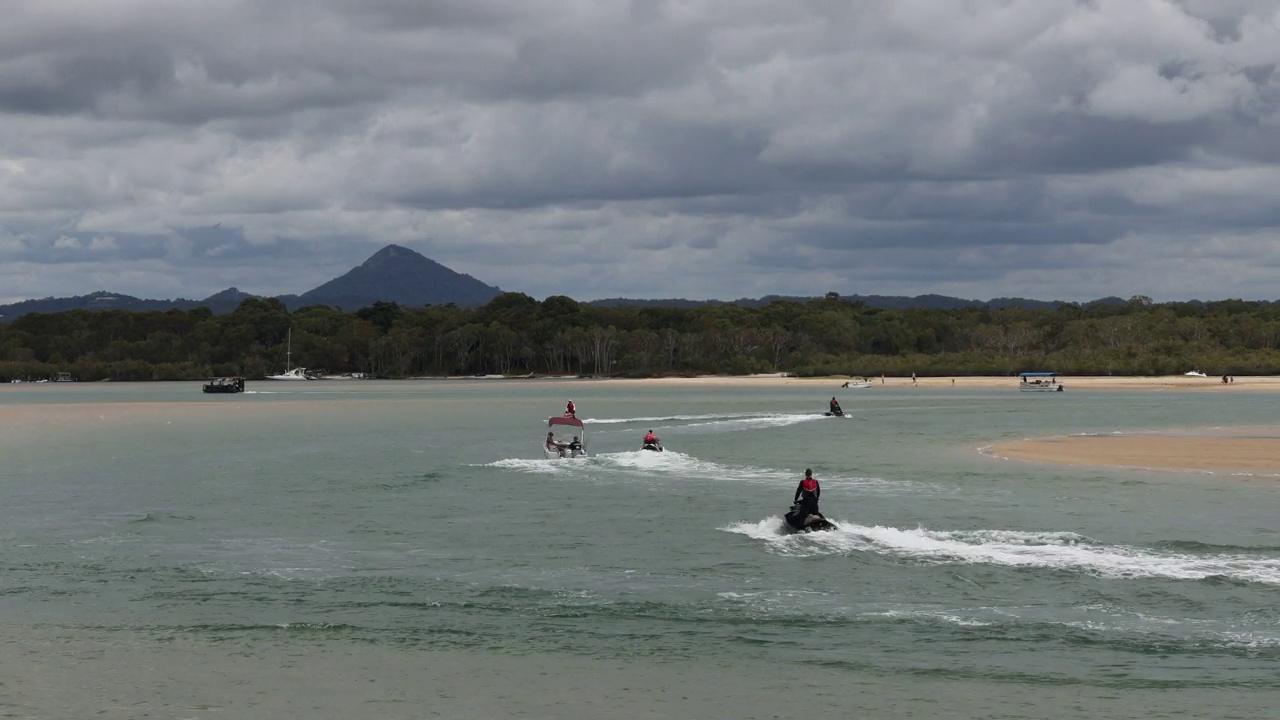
[{"x1": 911, "y1": 372, "x2": 917, "y2": 386}]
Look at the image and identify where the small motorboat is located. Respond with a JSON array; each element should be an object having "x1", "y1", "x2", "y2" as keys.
[
  {"x1": 545, "y1": 416, "x2": 587, "y2": 459},
  {"x1": 202, "y1": 376, "x2": 245, "y2": 394}
]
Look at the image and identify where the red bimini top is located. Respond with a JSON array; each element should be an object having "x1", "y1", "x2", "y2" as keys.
[{"x1": 549, "y1": 416, "x2": 585, "y2": 430}]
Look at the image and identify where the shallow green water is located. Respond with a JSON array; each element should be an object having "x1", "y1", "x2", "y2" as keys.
[{"x1": 2, "y1": 380, "x2": 1278, "y2": 718}]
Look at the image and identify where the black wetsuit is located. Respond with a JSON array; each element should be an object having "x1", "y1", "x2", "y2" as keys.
[{"x1": 796, "y1": 494, "x2": 820, "y2": 515}]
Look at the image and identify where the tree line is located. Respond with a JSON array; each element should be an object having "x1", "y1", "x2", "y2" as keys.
[{"x1": 2, "y1": 293, "x2": 1280, "y2": 382}]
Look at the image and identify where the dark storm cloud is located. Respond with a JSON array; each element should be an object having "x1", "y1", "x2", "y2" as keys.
[{"x1": 2, "y1": 0, "x2": 1280, "y2": 305}]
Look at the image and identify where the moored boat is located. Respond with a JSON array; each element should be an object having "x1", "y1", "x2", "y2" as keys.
[{"x1": 1019, "y1": 372, "x2": 1064, "y2": 392}]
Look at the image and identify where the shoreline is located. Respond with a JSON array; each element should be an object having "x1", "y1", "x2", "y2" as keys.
[
  {"x1": 7, "y1": 374, "x2": 1273, "y2": 391},
  {"x1": 427, "y1": 373, "x2": 1280, "y2": 391}
]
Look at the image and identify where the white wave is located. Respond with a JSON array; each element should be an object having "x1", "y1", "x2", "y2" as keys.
[
  {"x1": 589, "y1": 451, "x2": 901, "y2": 491},
  {"x1": 863, "y1": 609, "x2": 996, "y2": 627},
  {"x1": 721, "y1": 520, "x2": 1280, "y2": 584},
  {"x1": 680, "y1": 412, "x2": 832, "y2": 431},
  {"x1": 482, "y1": 458, "x2": 567, "y2": 474},
  {"x1": 591, "y1": 449, "x2": 778, "y2": 480},
  {"x1": 583, "y1": 412, "x2": 766, "y2": 425},
  {"x1": 482, "y1": 449, "x2": 921, "y2": 495}
]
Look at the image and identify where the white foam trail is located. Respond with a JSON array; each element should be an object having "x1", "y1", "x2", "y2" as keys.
[
  {"x1": 583, "y1": 412, "x2": 767, "y2": 425},
  {"x1": 482, "y1": 450, "x2": 922, "y2": 494},
  {"x1": 680, "y1": 412, "x2": 831, "y2": 431},
  {"x1": 589, "y1": 451, "x2": 902, "y2": 491},
  {"x1": 721, "y1": 521, "x2": 1280, "y2": 584},
  {"x1": 592, "y1": 450, "x2": 780, "y2": 480},
  {"x1": 483, "y1": 458, "x2": 567, "y2": 474}
]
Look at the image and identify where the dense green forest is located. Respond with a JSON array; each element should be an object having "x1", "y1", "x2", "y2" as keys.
[{"x1": 2, "y1": 293, "x2": 1280, "y2": 382}]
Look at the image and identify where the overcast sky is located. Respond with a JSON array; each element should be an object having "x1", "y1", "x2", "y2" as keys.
[{"x1": 2, "y1": 0, "x2": 1279, "y2": 305}]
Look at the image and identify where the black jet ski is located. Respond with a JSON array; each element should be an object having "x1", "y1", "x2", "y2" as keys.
[
  {"x1": 641, "y1": 442, "x2": 664, "y2": 452},
  {"x1": 823, "y1": 408, "x2": 844, "y2": 417},
  {"x1": 783, "y1": 503, "x2": 837, "y2": 533}
]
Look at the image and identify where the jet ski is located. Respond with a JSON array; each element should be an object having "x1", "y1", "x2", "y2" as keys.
[
  {"x1": 783, "y1": 503, "x2": 837, "y2": 533},
  {"x1": 823, "y1": 408, "x2": 845, "y2": 417},
  {"x1": 641, "y1": 442, "x2": 664, "y2": 452}
]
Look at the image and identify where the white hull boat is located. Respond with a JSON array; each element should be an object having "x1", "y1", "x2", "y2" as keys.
[
  {"x1": 265, "y1": 328, "x2": 313, "y2": 380},
  {"x1": 265, "y1": 367, "x2": 312, "y2": 381}
]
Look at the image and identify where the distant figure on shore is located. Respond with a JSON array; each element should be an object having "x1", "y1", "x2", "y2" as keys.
[
  {"x1": 911, "y1": 372, "x2": 917, "y2": 386},
  {"x1": 1223, "y1": 375, "x2": 1229, "y2": 384}
]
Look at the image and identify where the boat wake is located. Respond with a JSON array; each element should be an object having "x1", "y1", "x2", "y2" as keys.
[
  {"x1": 586, "y1": 411, "x2": 833, "y2": 434},
  {"x1": 722, "y1": 520, "x2": 1280, "y2": 584},
  {"x1": 484, "y1": 451, "x2": 911, "y2": 493},
  {"x1": 583, "y1": 412, "x2": 767, "y2": 425},
  {"x1": 679, "y1": 412, "x2": 833, "y2": 432}
]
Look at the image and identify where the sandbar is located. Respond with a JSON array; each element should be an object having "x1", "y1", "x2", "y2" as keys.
[{"x1": 990, "y1": 434, "x2": 1280, "y2": 473}]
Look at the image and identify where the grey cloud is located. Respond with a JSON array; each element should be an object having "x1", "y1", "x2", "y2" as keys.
[{"x1": 3, "y1": 0, "x2": 1280, "y2": 305}]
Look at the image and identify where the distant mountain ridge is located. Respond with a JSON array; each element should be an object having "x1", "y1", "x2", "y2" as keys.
[
  {"x1": 0, "y1": 244, "x2": 1188, "y2": 322},
  {"x1": 0, "y1": 245, "x2": 503, "y2": 321}
]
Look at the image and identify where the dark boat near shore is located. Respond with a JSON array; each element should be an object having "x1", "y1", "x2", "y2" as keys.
[{"x1": 202, "y1": 377, "x2": 245, "y2": 394}]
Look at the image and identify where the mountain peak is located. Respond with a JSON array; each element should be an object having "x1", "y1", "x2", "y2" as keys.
[{"x1": 297, "y1": 244, "x2": 501, "y2": 309}]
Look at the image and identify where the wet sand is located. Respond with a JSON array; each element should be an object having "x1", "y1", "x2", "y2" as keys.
[{"x1": 991, "y1": 434, "x2": 1280, "y2": 473}]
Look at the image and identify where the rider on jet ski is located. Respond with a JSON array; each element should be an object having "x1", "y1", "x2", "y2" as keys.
[
  {"x1": 829, "y1": 397, "x2": 843, "y2": 416},
  {"x1": 787, "y1": 469, "x2": 827, "y2": 529},
  {"x1": 642, "y1": 430, "x2": 662, "y2": 451}
]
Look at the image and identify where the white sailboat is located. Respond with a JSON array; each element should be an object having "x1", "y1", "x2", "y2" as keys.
[{"x1": 265, "y1": 328, "x2": 312, "y2": 380}]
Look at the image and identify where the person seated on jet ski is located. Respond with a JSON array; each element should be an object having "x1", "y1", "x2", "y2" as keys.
[
  {"x1": 790, "y1": 469, "x2": 825, "y2": 527},
  {"x1": 567, "y1": 435, "x2": 583, "y2": 454},
  {"x1": 565, "y1": 400, "x2": 576, "y2": 418},
  {"x1": 829, "y1": 397, "x2": 843, "y2": 416},
  {"x1": 642, "y1": 430, "x2": 660, "y2": 449}
]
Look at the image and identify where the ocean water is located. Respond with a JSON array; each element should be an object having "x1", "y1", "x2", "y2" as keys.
[{"x1": 2, "y1": 380, "x2": 1278, "y2": 719}]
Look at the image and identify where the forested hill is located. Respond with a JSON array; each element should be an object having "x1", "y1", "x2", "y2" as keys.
[{"x1": 2, "y1": 293, "x2": 1278, "y2": 383}]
